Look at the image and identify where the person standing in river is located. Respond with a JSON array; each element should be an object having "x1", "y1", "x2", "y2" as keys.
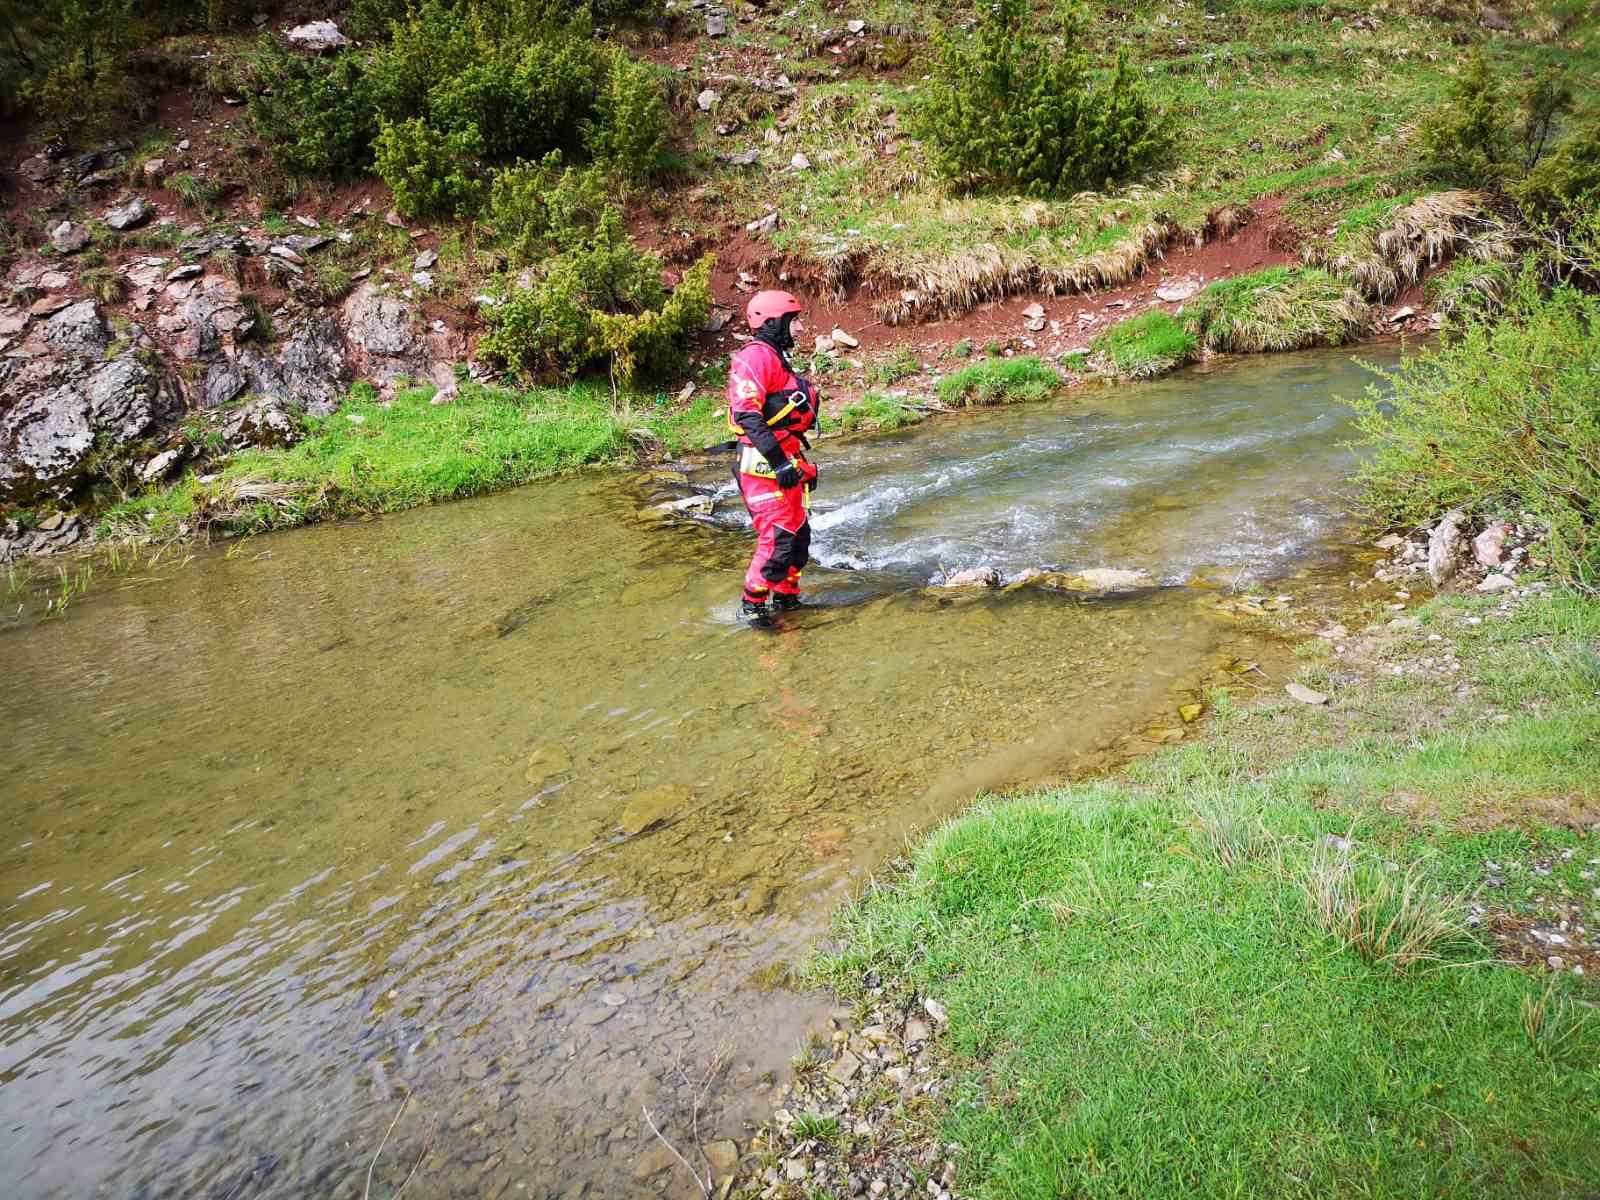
[{"x1": 727, "y1": 290, "x2": 820, "y2": 627}]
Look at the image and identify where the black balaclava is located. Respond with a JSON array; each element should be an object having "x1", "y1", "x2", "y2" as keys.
[{"x1": 755, "y1": 311, "x2": 798, "y2": 358}]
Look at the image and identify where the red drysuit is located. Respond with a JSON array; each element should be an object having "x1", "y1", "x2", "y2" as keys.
[{"x1": 727, "y1": 338, "x2": 818, "y2": 602}]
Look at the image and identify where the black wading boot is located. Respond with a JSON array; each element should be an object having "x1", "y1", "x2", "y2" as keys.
[
  {"x1": 771, "y1": 593, "x2": 805, "y2": 613},
  {"x1": 740, "y1": 597, "x2": 774, "y2": 628}
]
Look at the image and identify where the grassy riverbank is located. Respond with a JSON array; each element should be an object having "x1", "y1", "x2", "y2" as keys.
[
  {"x1": 776, "y1": 587, "x2": 1600, "y2": 1199},
  {"x1": 97, "y1": 355, "x2": 1067, "y2": 541}
]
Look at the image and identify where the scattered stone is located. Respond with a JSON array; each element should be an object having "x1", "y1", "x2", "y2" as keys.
[
  {"x1": 1374, "y1": 533, "x2": 1404, "y2": 550},
  {"x1": 287, "y1": 20, "x2": 349, "y2": 50},
  {"x1": 343, "y1": 283, "x2": 418, "y2": 356},
  {"x1": 746, "y1": 210, "x2": 780, "y2": 234},
  {"x1": 814, "y1": 335, "x2": 836, "y2": 354},
  {"x1": 35, "y1": 270, "x2": 71, "y2": 292},
  {"x1": 104, "y1": 195, "x2": 154, "y2": 231},
  {"x1": 0, "y1": 310, "x2": 27, "y2": 336},
  {"x1": 830, "y1": 326, "x2": 859, "y2": 349},
  {"x1": 922, "y1": 997, "x2": 949, "y2": 1025},
  {"x1": 721, "y1": 148, "x2": 761, "y2": 167},
  {"x1": 166, "y1": 263, "x2": 203, "y2": 282},
  {"x1": 1285, "y1": 681, "x2": 1330, "y2": 706},
  {"x1": 706, "y1": 307, "x2": 733, "y2": 333},
  {"x1": 50, "y1": 221, "x2": 90, "y2": 254},
  {"x1": 1041, "y1": 567, "x2": 1151, "y2": 592},
  {"x1": 29, "y1": 296, "x2": 73, "y2": 317},
  {"x1": 698, "y1": 88, "x2": 721, "y2": 111},
  {"x1": 19, "y1": 155, "x2": 56, "y2": 184},
  {"x1": 143, "y1": 158, "x2": 166, "y2": 183},
  {"x1": 633, "y1": 1145, "x2": 678, "y2": 1180},
  {"x1": 222, "y1": 395, "x2": 301, "y2": 449},
  {"x1": 1021, "y1": 302, "x2": 1046, "y2": 320},
  {"x1": 140, "y1": 448, "x2": 183, "y2": 482},
  {"x1": 706, "y1": 10, "x2": 727, "y2": 36},
  {"x1": 1480, "y1": 5, "x2": 1510, "y2": 31},
  {"x1": 828, "y1": 1053, "x2": 862, "y2": 1084},
  {"x1": 386, "y1": 208, "x2": 406, "y2": 228},
  {"x1": 414, "y1": 248, "x2": 438, "y2": 271},
  {"x1": 1426, "y1": 509, "x2": 1468, "y2": 586},
  {"x1": 790, "y1": 151, "x2": 811, "y2": 170},
  {"x1": 903, "y1": 1017, "x2": 930, "y2": 1045},
  {"x1": 411, "y1": 271, "x2": 434, "y2": 289},
  {"x1": 43, "y1": 301, "x2": 109, "y2": 356},
  {"x1": 1476, "y1": 573, "x2": 1515, "y2": 593},
  {"x1": 1472, "y1": 521, "x2": 1510, "y2": 568},
  {"x1": 847, "y1": 18, "x2": 866, "y2": 33},
  {"x1": 1389, "y1": 305, "x2": 1415, "y2": 323},
  {"x1": 1155, "y1": 278, "x2": 1201, "y2": 302},
  {"x1": 704, "y1": 1140, "x2": 739, "y2": 1177}
]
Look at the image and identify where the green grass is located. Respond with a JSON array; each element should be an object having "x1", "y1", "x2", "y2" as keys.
[
  {"x1": 1184, "y1": 267, "x2": 1372, "y2": 354},
  {"x1": 935, "y1": 356, "x2": 1060, "y2": 407},
  {"x1": 102, "y1": 381, "x2": 728, "y2": 539},
  {"x1": 815, "y1": 590, "x2": 1600, "y2": 1199},
  {"x1": 1092, "y1": 311, "x2": 1198, "y2": 378},
  {"x1": 837, "y1": 390, "x2": 924, "y2": 433}
]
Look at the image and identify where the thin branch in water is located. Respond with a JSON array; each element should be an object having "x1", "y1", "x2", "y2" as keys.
[
  {"x1": 392, "y1": 1114, "x2": 437, "y2": 1200},
  {"x1": 642, "y1": 1103, "x2": 712, "y2": 1199},
  {"x1": 364, "y1": 1090, "x2": 412, "y2": 1200}
]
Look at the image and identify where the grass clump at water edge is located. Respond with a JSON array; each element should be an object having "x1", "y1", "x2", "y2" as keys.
[
  {"x1": 1184, "y1": 266, "x2": 1372, "y2": 354},
  {"x1": 1092, "y1": 310, "x2": 1198, "y2": 378},
  {"x1": 935, "y1": 356, "x2": 1060, "y2": 407},
  {"x1": 102, "y1": 380, "x2": 726, "y2": 539}
]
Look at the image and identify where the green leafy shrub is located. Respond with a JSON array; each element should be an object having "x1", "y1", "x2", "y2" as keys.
[
  {"x1": 364, "y1": 0, "x2": 477, "y2": 122},
  {"x1": 1350, "y1": 266, "x2": 1600, "y2": 587},
  {"x1": 482, "y1": 208, "x2": 711, "y2": 384},
  {"x1": 583, "y1": 50, "x2": 670, "y2": 180},
  {"x1": 936, "y1": 356, "x2": 1060, "y2": 406},
  {"x1": 374, "y1": 117, "x2": 486, "y2": 219},
  {"x1": 1093, "y1": 311, "x2": 1198, "y2": 378},
  {"x1": 914, "y1": 0, "x2": 1171, "y2": 196},
  {"x1": 1183, "y1": 268, "x2": 1372, "y2": 353},
  {"x1": 249, "y1": 40, "x2": 379, "y2": 177},
  {"x1": 489, "y1": 152, "x2": 608, "y2": 265}
]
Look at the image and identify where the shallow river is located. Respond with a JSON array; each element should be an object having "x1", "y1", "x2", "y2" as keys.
[{"x1": 0, "y1": 347, "x2": 1395, "y2": 1199}]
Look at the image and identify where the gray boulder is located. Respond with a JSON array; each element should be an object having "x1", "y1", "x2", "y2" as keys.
[
  {"x1": 42, "y1": 300, "x2": 109, "y2": 357},
  {"x1": 223, "y1": 396, "x2": 301, "y2": 449},
  {"x1": 0, "y1": 306, "x2": 174, "y2": 504},
  {"x1": 104, "y1": 195, "x2": 155, "y2": 231},
  {"x1": 50, "y1": 221, "x2": 90, "y2": 254},
  {"x1": 344, "y1": 283, "x2": 416, "y2": 355},
  {"x1": 1427, "y1": 509, "x2": 1468, "y2": 586}
]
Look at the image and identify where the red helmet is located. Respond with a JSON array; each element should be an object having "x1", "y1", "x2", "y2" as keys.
[{"x1": 746, "y1": 289, "x2": 803, "y2": 331}]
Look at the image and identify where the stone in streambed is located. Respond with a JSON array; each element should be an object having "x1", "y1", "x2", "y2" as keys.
[
  {"x1": 1038, "y1": 567, "x2": 1152, "y2": 592},
  {"x1": 619, "y1": 785, "x2": 692, "y2": 835},
  {"x1": 1473, "y1": 521, "x2": 1510, "y2": 568},
  {"x1": 525, "y1": 744, "x2": 572, "y2": 785},
  {"x1": 1427, "y1": 509, "x2": 1467, "y2": 586}
]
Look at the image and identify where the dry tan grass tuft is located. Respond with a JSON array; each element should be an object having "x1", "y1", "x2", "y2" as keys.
[
  {"x1": 1295, "y1": 844, "x2": 1478, "y2": 974},
  {"x1": 1325, "y1": 191, "x2": 1521, "y2": 301}
]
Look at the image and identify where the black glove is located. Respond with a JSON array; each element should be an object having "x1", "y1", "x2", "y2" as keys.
[{"x1": 774, "y1": 462, "x2": 803, "y2": 490}]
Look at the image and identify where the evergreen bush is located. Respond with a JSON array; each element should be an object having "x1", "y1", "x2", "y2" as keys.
[
  {"x1": 488, "y1": 152, "x2": 609, "y2": 265},
  {"x1": 248, "y1": 40, "x2": 379, "y2": 177},
  {"x1": 583, "y1": 51, "x2": 671, "y2": 180},
  {"x1": 913, "y1": 0, "x2": 1171, "y2": 196},
  {"x1": 374, "y1": 118, "x2": 486, "y2": 219},
  {"x1": 481, "y1": 208, "x2": 711, "y2": 384}
]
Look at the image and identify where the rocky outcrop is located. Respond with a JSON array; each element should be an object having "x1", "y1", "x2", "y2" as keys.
[{"x1": 0, "y1": 303, "x2": 177, "y2": 505}]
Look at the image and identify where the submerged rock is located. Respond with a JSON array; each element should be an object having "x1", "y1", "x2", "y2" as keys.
[
  {"x1": 942, "y1": 566, "x2": 1000, "y2": 588},
  {"x1": 619, "y1": 785, "x2": 692, "y2": 835},
  {"x1": 1038, "y1": 567, "x2": 1152, "y2": 592}
]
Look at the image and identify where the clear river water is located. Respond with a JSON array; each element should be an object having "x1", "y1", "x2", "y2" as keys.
[{"x1": 0, "y1": 346, "x2": 1396, "y2": 1199}]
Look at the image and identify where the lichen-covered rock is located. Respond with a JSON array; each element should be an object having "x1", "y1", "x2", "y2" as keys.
[
  {"x1": 222, "y1": 396, "x2": 301, "y2": 449},
  {"x1": 276, "y1": 317, "x2": 349, "y2": 415},
  {"x1": 343, "y1": 283, "x2": 417, "y2": 356},
  {"x1": 42, "y1": 300, "x2": 108, "y2": 356},
  {"x1": 0, "y1": 306, "x2": 174, "y2": 504}
]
